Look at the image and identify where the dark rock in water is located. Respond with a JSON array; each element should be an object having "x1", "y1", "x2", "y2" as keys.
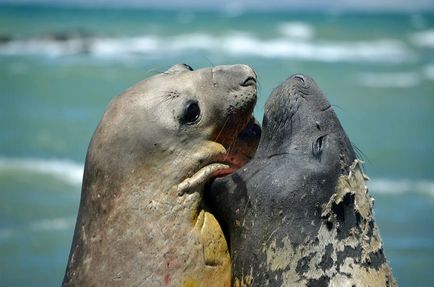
[
  {"x1": 43, "y1": 29, "x2": 92, "y2": 42},
  {"x1": 208, "y1": 74, "x2": 397, "y2": 286},
  {"x1": 0, "y1": 34, "x2": 13, "y2": 43},
  {"x1": 50, "y1": 32, "x2": 69, "y2": 42}
]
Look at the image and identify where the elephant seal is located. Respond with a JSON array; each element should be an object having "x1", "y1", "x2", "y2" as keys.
[
  {"x1": 208, "y1": 75, "x2": 396, "y2": 286},
  {"x1": 63, "y1": 64, "x2": 261, "y2": 287}
]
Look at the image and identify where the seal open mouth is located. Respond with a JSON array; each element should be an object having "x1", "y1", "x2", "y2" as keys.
[
  {"x1": 177, "y1": 116, "x2": 261, "y2": 196},
  {"x1": 174, "y1": 116, "x2": 260, "y2": 269}
]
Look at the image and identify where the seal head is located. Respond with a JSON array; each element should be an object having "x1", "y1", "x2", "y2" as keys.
[
  {"x1": 209, "y1": 74, "x2": 396, "y2": 286},
  {"x1": 63, "y1": 64, "x2": 260, "y2": 287}
]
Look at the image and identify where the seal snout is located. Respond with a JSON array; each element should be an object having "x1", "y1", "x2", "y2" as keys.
[
  {"x1": 283, "y1": 74, "x2": 331, "y2": 112},
  {"x1": 240, "y1": 76, "x2": 257, "y2": 87},
  {"x1": 213, "y1": 64, "x2": 257, "y2": 89},
  {"x1": 239, "y1": 65, "x2": 257, "y2": 87}
]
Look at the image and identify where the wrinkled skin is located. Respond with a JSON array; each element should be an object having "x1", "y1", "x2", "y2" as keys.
[
  {"x1": 63, "y1": 64, "x2": 261, "y2": 287},
  {"x1": 209, "y1": 75, "x2": 396, "y2": 286}
]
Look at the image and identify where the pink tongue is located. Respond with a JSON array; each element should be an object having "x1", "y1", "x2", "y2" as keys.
[{"x1": 212, "y1": 167, "x2": 237, "y2": 179}]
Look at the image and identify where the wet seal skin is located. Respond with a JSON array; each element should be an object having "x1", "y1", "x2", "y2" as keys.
[
  {"x1": 62, "y1": 64, "x2": 261, "y2": 287},
  {"x1": 209, "y1": 74, "x2": 397, "y2": 286}
]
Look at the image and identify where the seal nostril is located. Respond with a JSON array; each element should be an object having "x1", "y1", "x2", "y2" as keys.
[
  {"x1": 182, "y1": 64, "x2": 194, "y2": 71},
  {"x1": 292, "y1": 74, "x2": 305, "y2": 83},
  {"x1": 241, "y1": 76, "x2": 257, "y2": 87}
]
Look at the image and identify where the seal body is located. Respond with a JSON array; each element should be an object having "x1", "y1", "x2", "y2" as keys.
[
  {"x1": 209, "y1": 75, "x2": 396, "y2": 286},
  {"x1": 63, "y1": 64, "x2": 260, "y2": 287}
]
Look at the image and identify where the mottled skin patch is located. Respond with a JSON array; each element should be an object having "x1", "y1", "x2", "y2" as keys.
[
  {"x1": 261, "y1": 165, "x2": 395, "y2": 287},
  {"x1": 209, "y1": 74, "x2": 396, "y2": 286},
  {"x1": 63, "y1": 64, "x2": 260, "y2": 286}
]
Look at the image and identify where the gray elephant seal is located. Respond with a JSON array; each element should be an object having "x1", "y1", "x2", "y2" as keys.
[
  {"x1": 209, "y1": 75, "x2": 396, "y2": 286},
  {"x1": 63, "y1": 64, "x2": 261, "y2": 287}
]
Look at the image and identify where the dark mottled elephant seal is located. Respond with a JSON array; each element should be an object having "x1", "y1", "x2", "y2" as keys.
[
  {"x1": 63, "y1": 64, "x2": 261, "y2": 287},
  {"x1": 208, "y1": 75, "x2": 396, "y2": 286}
]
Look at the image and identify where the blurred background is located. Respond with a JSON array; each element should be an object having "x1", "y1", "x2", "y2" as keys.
[{"x1": 0, "y1": 0, "x2": 433, "y2": 286}]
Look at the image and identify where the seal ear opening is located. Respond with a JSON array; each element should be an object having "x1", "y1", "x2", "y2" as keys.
[{"x1": 312, "y1": 135, "x2": 326, "y2": 158}]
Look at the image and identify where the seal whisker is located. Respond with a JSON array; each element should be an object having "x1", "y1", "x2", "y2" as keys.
[
  {"x1": 214, "y1": 117, "x2": 230, "y2": 144},
  {"x1": 332, "y1": 104, "x2": 344, "y2": 111},
  {"x1": 203, "y1": 56, "x2": 215, "y2": 68},
  {"x1": 145, "y1": 67, "x2": 166, "y2": 77},
  {"x1": 352, "y1": 142, "x2": 370, "y2": 164},
  {"x1": 224, "y1": 137, "x2": 236, "y2": 162},
  {"x1": 257, "y1": 79, "x2": 262, "y2": 94}
]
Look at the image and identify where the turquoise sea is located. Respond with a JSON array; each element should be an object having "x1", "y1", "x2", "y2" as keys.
[{"x1": 0, "y1": 4, "x2": 433, "y2": 286}]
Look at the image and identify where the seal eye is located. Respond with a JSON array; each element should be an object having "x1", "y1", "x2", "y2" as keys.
[
  {"x1": 312, "y1": 135, "x2": 326, "y2": 158},
  {"x1": 181, "y1": 101, "x2": 201, "y2": 124}
]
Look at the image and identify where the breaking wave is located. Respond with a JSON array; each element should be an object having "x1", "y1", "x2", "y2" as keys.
[
  {"x1": 356, "y1": 72, "x2": 421, "y2": 88},
  {"x1": 410, "y1": 29, "x2": 434, "y2": 48},
  {"x1": 356, "y1": 66, "x2": 434, "y2": 87},
  {"x1": 0, "y1": 157, "x2": 83, "y2": 186},
  {"x1": 0, "y1": 217, "x2": 76, "y2": 239},
  {"x1": 29, "y1": 217, "x2": 76, "y2": 231},
  {"x1": 0, "y1": 33, "x2": 413, "y2": 63},
  {"x1": 369, "y1": 178, "x2": 434, "y2": 197},
  {"x1": 1, "y1": 157, "x2": 433, "y2": 199},
  {"x1": 276, "y1": 22, "x2": 315, "y2": 40}
]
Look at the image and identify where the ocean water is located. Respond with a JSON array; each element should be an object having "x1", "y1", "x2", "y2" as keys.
[{"x1": 0, "y1": 5, "x2": 433, "y2": 286}]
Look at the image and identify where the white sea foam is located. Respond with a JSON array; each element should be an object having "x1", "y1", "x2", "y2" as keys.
[
  {"x1": 356, "y1": 72, "x2": 420, "y2": 88},
  {"x1": 224, "y1": 35, "x2": 410, "y2": 63},
  {"x1": 277, "y1": 22, "x2": 315, "y2": 39},
  {"x1": 0, "y1": 34, "x2": 413, "y2": 64},
  {"x1": 369, "y1": 178, "x2": 434, "y2": 197},
  {"x1": 0, "y1": 38, "x2": 86, "y2": 57},
  {"x1": 30, "y1": 217, "x2": 75, "y2": 231},
  {"x1": 91, "y1": 36, "x2": 160, "y2": 57},
  {"x1": 0, "y1": 217, "x2": 75, "y2": 239},
  {"x1": 410, "y1": 29, "x2": 434, "y2": 48},
  {"x1": 0, "y1": 157, "x2": 83, "y2": 186}
]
